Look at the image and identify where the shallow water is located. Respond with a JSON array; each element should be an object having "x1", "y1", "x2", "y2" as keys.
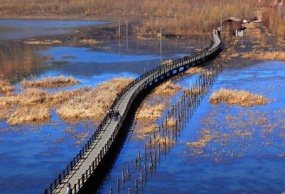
[
  {"x1": 98, "y1": 61, "x2": 285, "y2": 194},
  {"x1": 0, "y1": 20, "x2": 207, "y2": 194},
  {"x1": 0, "y1": 19, "x2": 107, "y2": 40}
]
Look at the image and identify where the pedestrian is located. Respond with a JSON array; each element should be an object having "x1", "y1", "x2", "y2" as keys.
[{"x1": 66, "y1": 182, "x2": 71, "y2": 194}]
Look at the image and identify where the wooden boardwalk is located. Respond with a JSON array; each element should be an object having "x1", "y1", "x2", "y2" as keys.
[{"x1": 45, "y1": 30, "x2": 222, "y2": 194}]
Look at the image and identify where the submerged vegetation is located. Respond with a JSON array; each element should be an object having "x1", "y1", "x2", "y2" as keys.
[{"x1": 135, "y1": 81, "x2": 181, "y2": 138}]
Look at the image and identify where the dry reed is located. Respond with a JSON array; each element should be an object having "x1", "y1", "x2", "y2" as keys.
[
  {"x1": 185, "y1": 67, "x2": 205, "y2": 75},
  {"x1": 0, "y1": 0, "x2": 257, "y2": 37},
  {"x1": 186, "y1": 134, "x2": 212, "y2": 148},
  {"x1": 165, "y1": 117, "x2": 176, "y2": 128},
  {"x1": 136, "y1": 124, "x2": 159, "y2": 139},
  {"x1": 0, "y1": 108, "x2": 9, "y2": 121},
  {"x1": 135, "y1": 103, "x2": 166, "y2": 122},
  {"x1": 242, "y1": 51, "x2": 285, "y2": 61},
  {"x1": 57, "y1": 78, "x2": 133, "y2": 123},
  {"x1": 7, "y1": 106, "x2": 51, "y2": 125},
  {"x1": 153, "y1": 81, "x2": 182, "y2": 97},
  {"x1": 209, "y1": 88, "x2": 268, "y2": 107},
  {"x1": 20, "y1": 75, "x2": 80, "y2": 88},
  {"x1": 23, "y1": 39, "x2": 62, "y2": 45},
  {"x1": 0, "y1": 87, "x2": 90, "y2": 108},
  {"x1": 151, "y1": 135, "x2": 175, "y2": 147},
  {"x1": 0, "y1": 79, "x2": 14, "y2": 95}
]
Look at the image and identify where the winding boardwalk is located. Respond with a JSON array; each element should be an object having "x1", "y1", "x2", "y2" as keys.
[{"x1": 45, "y1": 30, "x2": 222, "y2": 194}]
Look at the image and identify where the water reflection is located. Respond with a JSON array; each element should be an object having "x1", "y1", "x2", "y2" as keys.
[
  {"x1": 0, "y1": 43, "x2": 50, "y2": 82},
  {"x1": 0, "y1": 19, "x2": 107, "y2": 40}
]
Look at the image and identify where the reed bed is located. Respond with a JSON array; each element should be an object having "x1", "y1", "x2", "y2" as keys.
[
  {"x1": 79, "y1": 39, "x2": 101, "y2": 44},
  {"x1": 209, "y1": 88, "x2": 268, "y2": 107},
  {"x1": 0, "y1": 108, "x2": 9, "y2": 121},
  {"x1": 0, "y1": 0, "x2": 257, "y2": 37},
  {"x1": 151, "y1": 135, "x2": 175, "y2": 147},
  {"x1": 153, "y1": 81, "x2": 182, "y2": 97},
  {"x1": 23, "y1": 39, "x2": 62, "y2": 45},
  {"x1": 57, "y1": 78, "x2": 133, "y2": 123},
  {"x1": 185, "y1": 67, "x2": 205, "y2": 75},
  {"x1": 0, "y1": 79, "x2": 14, "y2": 95},
  {"x1": 186, "y1": 133, "x2": 212, "y2": 148},
  {"x1": 165, "y1": 117, "x2": 176, "y2": 128},
  {"x1": 1, "y1": 77, "x2": 132, "y2": 125},
  {"x1": 7, "y1": 106, "x2": 51, "y2": 125},
  {"x1": 242, "y1": 51, "x2": 285, "y2": 61},
  {"x1": 135, "y1": 104, "x2": 166, "y2": 122},
  {"x1": 20, "y1": 75, "x2": 80, "y2": 88},
  {"x1": 0, "y1": 87, "x2": 90, "y2": 108},
  {"x1": 136, "y1": 124, "x2": 159, "y2": 139}
]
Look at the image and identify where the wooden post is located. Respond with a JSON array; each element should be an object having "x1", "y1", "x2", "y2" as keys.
[{"x1": 117, "y1": 178, "x2": 120, "y2": 190}]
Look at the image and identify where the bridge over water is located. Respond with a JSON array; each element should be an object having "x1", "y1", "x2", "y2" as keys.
[{"x1": 44, "y1": 29, "x2": 222, "y2": 194}]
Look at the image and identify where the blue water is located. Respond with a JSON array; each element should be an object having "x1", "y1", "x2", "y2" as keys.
[
  {"x1": 98, "y1": 61, "x2": 285, "y2": 194},
  {"x1": 0, "y1": 19, "x2": 203, "y2": 193},
  {"x1": 0, "y1": 19, "x2": 107, "y2": 40}
]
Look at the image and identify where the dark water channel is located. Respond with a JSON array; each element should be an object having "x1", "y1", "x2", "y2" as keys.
[{"x1": 0, "y1": 19, "x2": 207, "y2": 194}]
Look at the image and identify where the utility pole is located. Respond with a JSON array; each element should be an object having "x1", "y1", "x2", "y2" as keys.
[
  {"x1": 126, "y1": 20, "x2": 129, "y2": 51},
  {"x1": 159, "y1": 27, "x2": 162, "y2": 52}
]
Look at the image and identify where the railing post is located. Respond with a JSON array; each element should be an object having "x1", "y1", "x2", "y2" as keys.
[
  {"x1": 82, "y1": 174, "x2": 85, "y2": 185},
  {"x1": 74, "y1": 184, "x2": 77, "y2": 194}
]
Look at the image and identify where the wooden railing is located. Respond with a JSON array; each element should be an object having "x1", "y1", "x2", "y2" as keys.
[{"x1": 44, "y1": 30, "x2": 222, "y2": 194}]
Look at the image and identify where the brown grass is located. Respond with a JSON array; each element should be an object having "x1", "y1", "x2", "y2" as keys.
[
  {"x1": 185, "y1": 67, "x2": 205, "y2": 75},
  {"x1": 135, "y1": 103, "x2": 166, "y2": 122},
  {"x1": 23, "y1": 39, "x2": 62, "y2": 45},
  {"x1": 153, "y1": 81, "x2": 182, "y2": 97},
  {"x1": 165, "y1": 117, "x2": 176, "y2": 128},
  {"x1": 0, "y1": 79, "x2": 14, "y2": 95},
  {"x1": 187, "y1": 130, "x2": 212, "y2": 148},
  {"x1": 185, "y1": 87, "x2": 201, "y2": 95},
  {"x1": 242, "y1": 51, "x2": 285, "y2": 61},
  {"x1": 7, "y1": 106, "x2": 51, "y2": 125},
  {"x1": 209, "y1": 88, "x2": 268, "y2": 107},
  {"x1": 79, "y1": 38, "x2": 101, "y2": 44},
  {"x1": 0, "y1": 76, "x2": 133, "y2": 125},
  {"x1": 20, "y1": 75, "x2": 80, "y2": 88},
  {"x1": 151, "y1": 135, "x2": 175, "y2": 147},
  {"x1": 0, "y1": 87, "x2": 90, "y2": 108},
  {"x1": 0, "y1": 0, "x2": 256, "y2": 37},
  {"x1": 0, "y1": 108, "x2": 9, "y2": 121},
  {"x1": 57, "y1": 78, "x2": 133, "y2": 123},
  {"x1": 136, "y1": 124, "x2": 159, "y2": 139}
]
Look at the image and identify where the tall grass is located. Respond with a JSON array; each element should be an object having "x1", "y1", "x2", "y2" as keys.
[
  {"x1": 0, "y1": 0, "x2": 256, "y2": 36},
  {"x1": 0, "y1": 76, "x2": 132, "y2": 125},
  {"x1": 0, "y1": 79, "x2": 14, "y2": 95},
  {"x1": 242, "y1": 51, "x2": 285, "y2": 60},
  {"x1": 20, "y1": 75, "x2": 80, "y2": 88},
  {"x1": 57, "y1": 78, "x2": 133, "y2": 123},
  {"x1": 209, "y1": 88, "x2": 268, "y2": 107}
]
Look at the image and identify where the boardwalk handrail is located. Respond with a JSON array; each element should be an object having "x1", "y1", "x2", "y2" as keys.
[{"x1": 44, "y1": 29, "x2": 222, "y2": 194}]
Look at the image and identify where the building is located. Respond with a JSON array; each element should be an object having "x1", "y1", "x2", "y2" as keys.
[{"x1": 223, "y1": 17, "x2": 246, "y2": 37}]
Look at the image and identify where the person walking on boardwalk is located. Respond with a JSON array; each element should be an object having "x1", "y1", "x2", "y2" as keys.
[{"x1": 66, "y1": 182, "x2": 71, "y2": 194}]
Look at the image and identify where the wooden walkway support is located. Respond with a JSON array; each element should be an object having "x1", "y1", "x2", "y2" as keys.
[{"x1": 44, "y1": 29, "x2": 222, "y2": 194}]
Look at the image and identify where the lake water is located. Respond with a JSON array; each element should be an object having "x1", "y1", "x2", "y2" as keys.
[
  {"x1": 2, "y1": 19, "x2": 284, "y2": 194},
  {"x1": 0, "y1": 19, "x2": 206, "y2": 194},
  {"x1": 0, "y1": 19, "x2": 108, "y2": 40},
  {"x1": 98, "y1": 61, "x2": 285, "y2": 194}
]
